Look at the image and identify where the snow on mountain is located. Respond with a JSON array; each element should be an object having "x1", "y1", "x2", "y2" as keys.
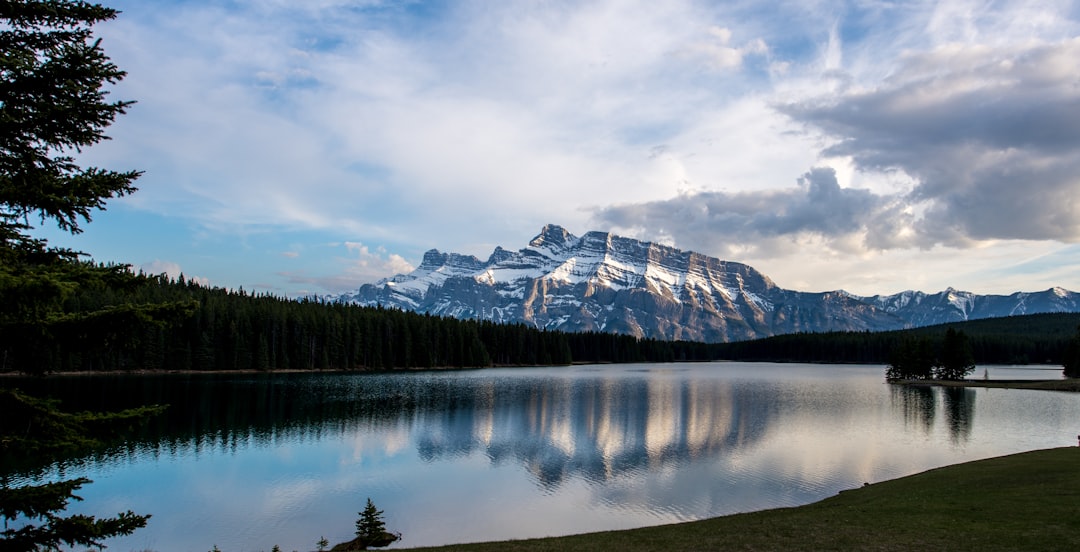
[{"x1": 334, "y1": 225, "x2": 1080, "y2": 342}]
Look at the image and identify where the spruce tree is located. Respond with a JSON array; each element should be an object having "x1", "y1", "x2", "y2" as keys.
[
  {"x1": 355, "y1": 498, "x2": 386, "y2": 542},
  {"x1": 885, "y1": 337, "x2": 934, "y2": 381},
  {"x1": 0, "y1": 0, "x2": 141, "y2": 246},
  {"x1": 0, "y1": 2, "x2": 185, "y2": 549},
  {"x1": 1063, "y1": 325, "x2": 1080, "y2": 378},
  {"x1": 351, "y1": 497, "x2": 399, "y2": 549},
  {"x1": 0, "y1": 389, "x2": 166, "y2": 550},
  {"x1": 935, "y1": 328, "x2": 976, "y2": 381}
]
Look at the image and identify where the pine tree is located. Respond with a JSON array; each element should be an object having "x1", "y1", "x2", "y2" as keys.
[
  {"x1": 0, "y1": 2, "x2": 185, "y2": 549},
  {"x1": 0, "y1": 0, "x2": 141, "y2": 245},
  {"x1": 1063, "y1": 325, "x2": 1080, "y2": 378},
  {"x1": 351, "y1": 497, "x2": 399, "y2": 549},
  {"x1": 355, "y1": 498, "x2": 386, "y2": 542},
  {"x1": 885, "y1": 337, "x2": 934, "y2": 381},
  {"x1": 0, "y1": 389, "x2": 166, "y2": 551},
  {"x1": 935, "y1": 328, "x2": 976, "y2": 381}
]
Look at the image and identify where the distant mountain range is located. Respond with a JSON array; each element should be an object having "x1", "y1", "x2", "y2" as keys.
[{"x1": 330, "y1": 224, "x2": 1080, "y2": 342}]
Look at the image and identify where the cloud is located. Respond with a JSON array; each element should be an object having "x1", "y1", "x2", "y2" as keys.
[
  {"x1": 88, "y1": 0, "x2": 792, "y2": 252},
  {"x1": 594, "y1": 167, "x2": 918, "y2": 258},
  {"x1": 596, "y1": 31, "x2": 1080, "y2": 260},
  {"x1": 72, "y1": 1, "x2": 1080, "y2": 297},
  {"x1": 281, "y1": 242, "x2": 415, "y2": 293},
  {"x1": 344, "y1": 241, "x2": 415, "y2": 277},
  {"x1": 780, "y1": 38, "x2": 1080, "y2": 246},
  {"x1": 139, "y1": 260, "x2": 210, "y2": 286},
  {"x1": 681, "y1": 26, "x2": 769, "y2": 71}
]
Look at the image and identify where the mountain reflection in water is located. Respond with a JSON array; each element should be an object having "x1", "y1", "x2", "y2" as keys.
[
  {"x1": 3, "y1": 363, "x2": 1076, "y2": 552},
  {"x1": 10, "y1": 369, "x2": 774, "y2": 490},
  {"x1": 411, "y1": 376, "x2": 770, "y2": 489}
]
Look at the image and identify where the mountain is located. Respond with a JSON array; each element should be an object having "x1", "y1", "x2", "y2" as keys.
[{"x1": 334, "y1": 225, "x2": 1080, "y2": 342}]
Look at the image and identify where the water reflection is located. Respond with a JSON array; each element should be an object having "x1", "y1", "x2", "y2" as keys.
[
  {"x1": 410, "y1": 376, "x2": 771, "y2": 489},
  {"x1": 889, "y1": 384, "x2": 976, "y2": 443},
  {"x1": 892, "y1": 385, "x2": 936, "y2": 433},
  {"x1": 942, "y1": 387, "x2": 976, "y2": 444},
  {"x1": 3, "y1": 364, "x2": 1076, "y2": 552},
  {"x1": 5, "y1": 371, "x2": 771, "y2": 489}
]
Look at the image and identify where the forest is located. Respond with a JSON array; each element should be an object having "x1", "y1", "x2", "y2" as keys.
[
  {"x1": 3, "y1": 265, "x2": 1078, "y2": 376},
  {"x1": 0, "y1": 267, "x2": 719, "y2": 375},
  {"x1": 710, "y1": 312, "x2": 1080, "y2": 367}
]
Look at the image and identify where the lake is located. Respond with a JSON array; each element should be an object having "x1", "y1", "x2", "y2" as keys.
[{"x1": 4, "y1": 363, "x2": 1078, "y2": 551}]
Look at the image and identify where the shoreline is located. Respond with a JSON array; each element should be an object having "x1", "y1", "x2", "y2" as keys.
[
  {"x1": 895, "y1": 377, "x2": 1080, "y2": 392},
  {"x1": 399, "y1": 447, "x2": 1080, "y2": 551}
]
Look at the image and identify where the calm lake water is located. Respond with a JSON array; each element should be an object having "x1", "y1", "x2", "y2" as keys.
[{"x1": 5, "y1": 363, "x2": 1078, "y2": 551}]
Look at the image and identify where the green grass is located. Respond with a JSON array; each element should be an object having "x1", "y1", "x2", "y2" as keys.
[{"x1": 402, "y1": 447, "x2": 1080, "y2": 551}]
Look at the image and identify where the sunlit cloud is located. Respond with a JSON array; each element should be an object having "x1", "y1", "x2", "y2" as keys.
[
  {"x1": 279, "y1": 241, "x2": 415, "y2": 294},
  {"x1": 57, "y1": 0, "x2": 1080, "y2": 296},
  {"x1": 783, "y1": 38, "x2": 1080, "y2": 246}
]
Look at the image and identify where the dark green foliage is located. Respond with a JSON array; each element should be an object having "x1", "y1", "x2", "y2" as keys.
[
  {"x1": 0, "y1": 478, "x2": 149, "y2": 552},
  {"x1": 333, "y1": 498, "x2": 399, "y2": 551},
  {"x1": 713, "y1": 313, "x2": 1080, "y2": 368},
  {"x1": 885, "y1": 337, "x2": 935, "y2": 381},
  {"x1": 1063, "y1": 325, "x2": 1080, "y2": 378},
  {"x1": 355, "y1": 498, "x2": 386, "y2": 541},
  {"x1": 935, "y1": 328, "x2": 975, "y2": 380},
  {"x1": 5, "y1": 277, "x2": 1080, "y2": 374},
  {"x1": 0, "y1": 253, "x2": 198, "y2": 374},
  {"x1": 0, "y1": 0, "x2": 140, "y2": 245},
  {"x1": 0, "y1": 388, "x2": 164, "y2": 551},
  {"x1": 0, "y1": 387, "x2": 167, "y2": 460},
  {"x1": 1, "y1": 271, "x2": 728, "y2": 373},
  {"x1": 0, "y1": 2, "x2": 178, "y2": 550},
  {"x1": 885, "y1": 328, "x2": 976, "y2": 382}
]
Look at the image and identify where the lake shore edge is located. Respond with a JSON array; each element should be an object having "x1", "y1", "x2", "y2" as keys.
[
  {"x1": 895, "y1": 377, "x2": 1080, "y2": 392},
  {"x1": 398, "y1": 446, "x2": 1080, "y2": 551}
]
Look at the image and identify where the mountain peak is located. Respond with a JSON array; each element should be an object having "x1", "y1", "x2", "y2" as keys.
[
  {"x1": 529, "y1": 224, "x2": 575, "y2": 248},
  {"x1": 336, "y1": 228, "x2": 1079, "y2": 342},
  {"x1": 418, "y1": 249, "x2": 484, "y2": 272},
  {"x1": 418, "y1": 249, "x2": 447, "y2": 270}
]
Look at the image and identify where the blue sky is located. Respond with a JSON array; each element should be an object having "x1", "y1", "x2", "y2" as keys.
[{"x1": 39, "y1": 0, "x2": 1080, "y2": 297}]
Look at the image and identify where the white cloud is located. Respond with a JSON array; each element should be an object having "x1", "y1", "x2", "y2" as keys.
[
  {"x1": 78, "y1": 0, "x2": 1080, "y2": 296},
  {"x1": 92, "y1": 0, "x2": 793, "y2": 248},
  {"x1": 681, "y1": 26, "x2": 769, "y2": 71},
  {"x1": 344, "y1": 241, "x2": 415, "y2": 278},
  {"x1": 281, "y1": 242, "x2": 415, "y2": 293},
  {"x1": 139, "y1": 260, "x2": 210, "y2": 286}
]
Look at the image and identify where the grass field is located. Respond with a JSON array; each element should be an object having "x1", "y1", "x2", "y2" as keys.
[{"x1": 399, "y1": 447, "x2": 1080, "y2": 551}]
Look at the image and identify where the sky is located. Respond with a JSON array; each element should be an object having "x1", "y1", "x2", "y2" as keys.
[{"x1": 38, "y1": 0, "x2": 1080, "y2": 297}]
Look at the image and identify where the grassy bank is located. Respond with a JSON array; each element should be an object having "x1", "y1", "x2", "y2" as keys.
[{"x1": 402, "y1": 447, "x2": 1080, "y2": 551}]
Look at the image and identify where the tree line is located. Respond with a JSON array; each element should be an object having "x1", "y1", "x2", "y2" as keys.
[
  {"x1": 0, "y1": 269, "x2": 724, "y2": 375},
  {"x1": 5, "y1": 268, "x2": 1079, "y2": 376},
  {"x1": 709, "y1": 313, "x2": 1080, "y2": 371}
]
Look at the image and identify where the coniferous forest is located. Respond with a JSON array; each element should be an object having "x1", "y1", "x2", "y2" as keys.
[
  {"x1": 2, "y1": 264, "x2": 1077, "y2": 376},
  {"x1": 0, "y1": 268, "x2": 719, "y2": 375}
]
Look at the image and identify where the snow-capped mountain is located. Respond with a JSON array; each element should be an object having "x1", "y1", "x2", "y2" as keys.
[
  {"x1": 334, "y1": 225, "x2": 1080, "y2": 342},
  {"x1": 851, "y1": 286, "x2": 1080, "y2": 328}
]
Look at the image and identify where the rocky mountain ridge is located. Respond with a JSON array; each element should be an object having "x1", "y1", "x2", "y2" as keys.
[{"x1": 333, "y1": 225, "x2": 1080, "y2": 342}]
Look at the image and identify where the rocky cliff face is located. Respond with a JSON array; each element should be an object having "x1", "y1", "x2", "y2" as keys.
[{"x1": 334, "y1": 225, "x2": 1080, "y2": 342}]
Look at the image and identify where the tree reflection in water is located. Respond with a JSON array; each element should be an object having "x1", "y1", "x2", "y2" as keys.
[{"x1": 890, "y1": 384, "x2": 975, "y2": 443}]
